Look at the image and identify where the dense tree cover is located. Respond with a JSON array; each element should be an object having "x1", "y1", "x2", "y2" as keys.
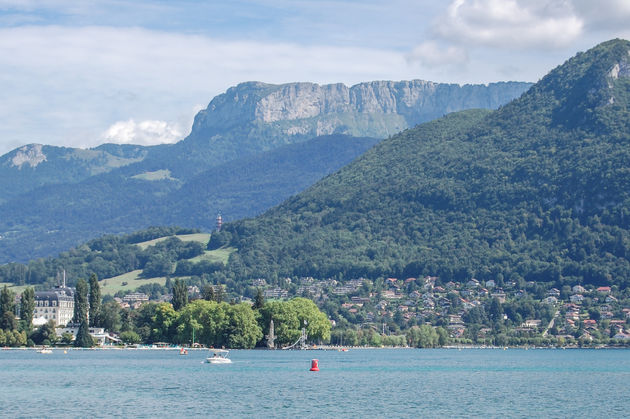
[
  {"x1": 215, "y1": 40, "x2": 630, "y2": 289},
  {"x1": 101, "y1": 296, "x2": 330, "y2": 349},
  {"x1": 171, "y1": 279, "x2": 188, "y2": 311},
  {"x1": 258, "y1": 298, "x2": 331, "y2": 346},
  {"x1": 88, "y1": 274, "x2": 101, "y2": 327},
  {"x1": 73, "y1": 278, "x2": 89, "y2": 324},
  {"x1": 0, "y1": 286, "x2": 17, "y2": 331},
  {"x1": 74, "y1": 321, "x2": 95, "y2": 348},
  {"x1": 0, "y1": 227, "x2": 208, "y2": 287},
  {"x1": 0, "y1": 135, "x2": 380, "y2": 263},
  {"x1": 20, "y1": 287, "x2": 35, "y2": 330}
]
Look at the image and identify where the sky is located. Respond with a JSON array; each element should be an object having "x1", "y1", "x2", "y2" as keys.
[{"x1": 0, "y1": 0, "x2": 629, "y2": 155}]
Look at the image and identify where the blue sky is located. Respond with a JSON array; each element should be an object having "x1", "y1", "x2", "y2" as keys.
[{"x1": 0, "y1": 0, "x2": 629, "y2": 154}]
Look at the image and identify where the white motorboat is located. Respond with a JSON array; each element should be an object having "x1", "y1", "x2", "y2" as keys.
[{"x1": 206, "y1": 349, "x2": 232, "y2": 364}]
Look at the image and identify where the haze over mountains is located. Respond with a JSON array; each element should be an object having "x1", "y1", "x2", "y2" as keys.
[
  {"x1": 0, "y1": 79, "x2": 530, "y2": 263},
  {"x1": 214, "y1": 39, "x2": 630, "y2": 288}
]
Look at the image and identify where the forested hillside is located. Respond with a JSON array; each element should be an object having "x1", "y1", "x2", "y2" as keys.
[
  {"x1": 0, "y1": 78, "x2": 529, "y2": 263},
  {"x1": 215, "y1": 39, "x2": 630, "y2": 288},
  {"x1": 0, "y1": 135, "x2": 377, "y2": 262}
]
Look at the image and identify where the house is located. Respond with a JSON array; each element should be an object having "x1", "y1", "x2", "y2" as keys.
[
  {"x1": 613, "y1": 332, "x2": 630, "y2": 340},
  {"x1": 485, "y1": 280, "x2": 496, "y2": 289},
  {"x1": 596, "y1": 286, "x2": 611, "y2": 294},
  {"x1": 543, "y1": 296, "x2": 558, "y2": 305},
  {"x1": 572, "y1": 285, "x2": 586, "y2": 294},
  {"x1": 605, "y1": 295, "x2": 618, "y2": 303},
  {"x1": 466, "y1": 279, "x2": 480, "y2": 289},
  {"x1": 522, "y1": 319, "x2": 542, "y2": 328},
  {"x1": 569, "y1": 294, "x2": 584, "y2": 304},
  {"x1": 33, "y1": 285, "x2": 75, "y2": 327},
  {"x1": 547, "y1": 288, "x2": 560, "y2": 297},
  {"x1": 123, "y1": 292, "x2": 149, "y2": 303},
  {"x1": 57, "y1": 326, "x2": 121, "y2": 346},
  {"x1": 264, "y1": 287, "x2": 288, "y2": 299},
  {"x1": 252, "y1": 278, "x2": 267, "y2": 287},
  {"x1": 583, "y1": 319, "x2": 597, "y2": 329}
]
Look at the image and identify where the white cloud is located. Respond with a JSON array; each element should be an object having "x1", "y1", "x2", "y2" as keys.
[
  {"x1": 0, "y1": 25, "x2": 414, "y2": 155},
  {"x1": 101, "y1": 119, "x2": 183, "y2": 146},
  {"x1": 407, "y1": 40, "x2": 468, "y2": 67},
  {"x1": 435, "y1": 0, "x2": 583, "y2": 49}
]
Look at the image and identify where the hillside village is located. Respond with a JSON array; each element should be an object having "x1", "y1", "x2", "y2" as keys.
[
  {"x1": 102, "y1": 271, "x2": 630, "y2": 347},
  {"x1": 248, "y1": 274, "x2": 630, "y2": 346}
]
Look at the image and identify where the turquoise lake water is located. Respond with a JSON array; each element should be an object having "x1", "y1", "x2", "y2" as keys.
[{"x1": 1, "y1": 348, "x2": 629, "y2": 418}]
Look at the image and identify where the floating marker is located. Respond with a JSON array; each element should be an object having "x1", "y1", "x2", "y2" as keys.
[{"x1": 309, "y1": 359, "x2": 319, "y2": 371}]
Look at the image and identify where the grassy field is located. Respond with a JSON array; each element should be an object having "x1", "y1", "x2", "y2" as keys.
[
  {"x1": 100, "y1": 270, "x2": 168, "y2": 296},
  {"x1": 135, "y1": 233, "x2": 211, "y2": 250},
  {"x1": 0, "y1": 282, "x2": 30, "y2": 294},
  {"x1": 188, "y1": 246, "x2": 237, "y2": 264}
]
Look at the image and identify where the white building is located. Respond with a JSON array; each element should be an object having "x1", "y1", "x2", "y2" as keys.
[{"x1": 33, "y1": 286, "x2": 74, "y2": 327}]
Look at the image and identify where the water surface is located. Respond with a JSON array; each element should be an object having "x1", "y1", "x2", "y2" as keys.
[{"x1": 1, "y1": 348, "x2": 628, "y2": 418}]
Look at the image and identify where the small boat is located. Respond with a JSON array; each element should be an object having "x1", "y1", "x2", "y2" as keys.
[
  {"x1": 38, "y1": 348, "x2": 53, "y2": 354},
  {"x1": 206, "y1": 349, "x2": 232, "y2": 364},
  {"x1": 179, "y1": 347, "x2": 188, "y2": 355}
]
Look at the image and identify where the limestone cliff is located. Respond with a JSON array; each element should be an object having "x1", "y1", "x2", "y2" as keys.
[{"x1": 189, "y1": 80, "x2": 532, "y2": 148}]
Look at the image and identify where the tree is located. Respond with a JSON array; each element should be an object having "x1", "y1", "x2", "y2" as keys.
[
  {"x1": 201, "y1": 284, "x2": 215, "y2": 301},
  {"x1": 0, "y1": 286, "x2": 16, "y2": 331},
  {"x1": 258, "y1": 298, "x2": 331, "y2": 346},
  {"x1": 73, "y1": 278, "x2": 89, "y2": 324},
  {"x1": 74, "y1": 321, "x2": 94, "y2": 347},
  {"x1": 99, "y1": 301, "x2": 121, "y2": 332},
  {"x1": 20, "y1": 287, "x2": 35, "y2": 331},
  {"x1": 214, "y1": 285, "x2": 224, "y2": 303},
  {"x1": 61, "y1": 332, "x2": 74, "y2": 345},
  {"x1": 172, "y1": 279, "x2": 188, "y2": 311},
  {"x1": 226, "y1": 303, "x2": 263, "y2": 348},
  {"x1": 253, "y1": 288, "x2": 265, "y2": 310},
  {"x1": 120, "y1": 330, "x2": 141, "y2": 345},
  {"x1": 88, "y1": 274, "x2": 101, "y2": 327},
  {"x1": 31, "y1": 320, "x2": 58, "y2": 346}
]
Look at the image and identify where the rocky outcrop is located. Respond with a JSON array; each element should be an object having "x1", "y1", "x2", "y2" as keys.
[
  {"x1": 11, "y1": 144, "x2": 47, "y2": 169},
  {"x1": 189, "y1": 79, "x2": 532, "y2": 145}
]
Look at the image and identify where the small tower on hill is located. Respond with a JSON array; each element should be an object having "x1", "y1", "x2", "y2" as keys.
[{"x1": 216, "y1": 213, "x2": 223, "y2": 231}]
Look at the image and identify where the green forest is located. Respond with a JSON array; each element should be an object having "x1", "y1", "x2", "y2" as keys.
[{"x1": 212, "y1": 39, "x2": 630, "y2": 289}]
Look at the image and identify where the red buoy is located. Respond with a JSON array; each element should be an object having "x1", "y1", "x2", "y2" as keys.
[{"x1": 310, "y1": 359, "x2": 319, "y2": 371}]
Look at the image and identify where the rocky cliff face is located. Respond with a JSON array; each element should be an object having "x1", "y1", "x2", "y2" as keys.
[{"x1": 189, "y1": 80, "x2": 532, "y2": 145}]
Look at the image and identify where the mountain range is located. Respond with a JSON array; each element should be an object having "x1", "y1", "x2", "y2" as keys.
[
  {"x1": 214, "y1": 39, "x2": 630, "y2": 289},
  {"x1": 0, "y1": 79, "x2": 529, "y2": 263}
]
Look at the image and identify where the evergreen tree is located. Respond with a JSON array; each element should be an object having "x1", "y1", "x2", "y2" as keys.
[
  {"x1": 0, "y1": 286, "x2": 16, "y2": 331},
  {"x1": 253, "y1": 288, "x2": 265, "y2": 310},
  {"x1": 201, "y1": 284, "x2": 215, "y2": 301},
  {"x1": 74, "y1": 321, "x2": 94, "y2": 347},
  {"x1": 73, "y1": 278, "x2": 89, "y2": 324},
  {"x1": 20, "y1": 287, "x2": 35, "y2": 330},
  {"x1": 88, "y1": 274, "x2": 101, "y2": 327},
  {"x1": 172, "y1": 279, "x2": 188, "y2": 311},
  {"x1": 214, "y1": 285, "x2": 223, "y2": 303}
]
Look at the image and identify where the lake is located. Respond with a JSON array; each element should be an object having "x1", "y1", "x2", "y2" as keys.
[{"x1": 1, "y1": 348, "x2": 629, "y2": 418}]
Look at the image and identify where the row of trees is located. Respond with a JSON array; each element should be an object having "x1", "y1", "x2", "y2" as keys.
[{"x1": 121, "y1": 296, "x2": 331, "y2": 349}]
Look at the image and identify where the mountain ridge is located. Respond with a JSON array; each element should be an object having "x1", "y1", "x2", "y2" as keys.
[{"x1": 215, "y1": 39, "x2": 630, "y2": 287}]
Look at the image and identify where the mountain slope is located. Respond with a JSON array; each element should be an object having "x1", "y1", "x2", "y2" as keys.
[
  {"x1": 217, "y1": 39, "x2": 630, "y2": 288},
  {"x1": 170, "y1": 80, "x2": 531, "y2": 174},
  {"x1": 0, "y1": 135, "x2": 377, "y2": 262},
  {"x1": 0, "y1": 143, "x2": 147, "y2": 204},
  {"x1": 0, "y1": 79, "x2": 529, "y2": 263}
]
